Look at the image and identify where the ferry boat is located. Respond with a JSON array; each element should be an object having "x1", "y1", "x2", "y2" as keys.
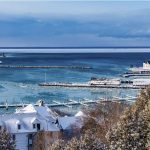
[
  {"x1": 123, "y1": 61, "x2": 150, "y2": 77},
  {"x1": 89, "y1": 77, "x2": 121, "y2": 85}
]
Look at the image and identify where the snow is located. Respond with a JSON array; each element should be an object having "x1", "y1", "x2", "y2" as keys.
[
  {"x1": 75, "y1": 111, "x2": 84, "y2": 117},
  {"x1": 58, "y1": 116, "x2": 83, "y2": 130}
]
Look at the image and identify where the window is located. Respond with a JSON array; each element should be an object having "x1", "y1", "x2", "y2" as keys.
[
  {"x1": 28, "y1": 134, "x2": 32, "y2": 139},
  {"x1": 0, "y1": 126, "x2": 1, "y2": 130},
  {"x1": 12, "y1": 134, "x2": 16, "y2": 141},
  {"x1": 18, "y1": 124, "x2": 21, "y2": 130},
  {"x1": 28, "y1": 134, "x2": 33, "y2": 147},
  {"x1": 33, "y1": 124, "x2": 36, "y2": 129},
  {"x1": 37, "y1": 123, "x2": 41, "y2": 131}
]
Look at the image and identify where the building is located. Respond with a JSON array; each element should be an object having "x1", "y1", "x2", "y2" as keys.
[
  {"x1": 0, "y1": 101, "x2": 83, "y2": 150},
  {"x1": 133, "y1": 78, "x2": 150, "y2": 86},
  {"x1": 143, "y1": 61, "x2": 150, "y2": 70},
  {"x1": 129, "y1": 61, "x2": 150, "y2": 72}
]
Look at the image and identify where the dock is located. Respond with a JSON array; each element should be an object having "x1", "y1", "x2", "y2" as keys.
[
  {"x1": 0, "y1": 97, "x2": 135, "y2": 109},
  {"x1": 0, "y1": 65, "x2": 92, "y2": 70},
  {"x1": 0, "y1": 99, "x2": 97, "y2": 109},
  {"x1": 39, "y1": 82, "x2": 146, "y2": 89},
  {"x1": 122, "y1": 73, "x2": 150, "y2": 78}
]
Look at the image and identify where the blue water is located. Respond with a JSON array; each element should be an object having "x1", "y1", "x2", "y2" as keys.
[{"x1": 0, "y1": 52, "x2": 149, "y2": 114}]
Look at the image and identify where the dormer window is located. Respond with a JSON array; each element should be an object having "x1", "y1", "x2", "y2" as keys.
[
  {"x1": 33, "y1": 124, "x2": 36, "y2": 129},
  {"x1": 18, "y1": 124, "x2": 21, "y2": 130},
  {"x1": 31, "y1": 118, "x2": 41, "y2": 131},
  {"x1": 37, "y1": 123, "x2": 41, "y2": 131}
]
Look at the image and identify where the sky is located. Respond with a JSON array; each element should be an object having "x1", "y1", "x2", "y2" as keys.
[{"x1": 0, "y1": 1, "x2": 150, "y2": 52}]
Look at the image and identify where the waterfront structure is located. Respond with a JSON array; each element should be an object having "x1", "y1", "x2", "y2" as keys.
[
  {"x1": 0, "y1": 101, "x2": 82, "y2": 150},
  {"x1": 89, "y1": 78, "x2": 121, "y2": 85},
  {"x1": 143, "y1": 61, "x2": 150, "y2": 69},
  {"x1": 123, "y1": 61, "x2": 150, "y2": 77},
  {"x1": 129, "y1": 61, "x2": 150, "y2": 73},
  {"x1": 133, "y1": 78, "x2": 150, "y2": 86}
]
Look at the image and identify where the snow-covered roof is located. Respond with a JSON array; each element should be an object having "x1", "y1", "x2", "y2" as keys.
[
  {"x1": 75, "y1": 111, "x2": 85, "y2": 117},
  {"x1": 0, "y1": 104, "x2": 84, "y2": 134},
  {"x1": 0, "y1": 104, "x2": 60, "y2": 133},
  {"x1": 58, "y1": 115, "x2": 83, "y2": 130}
]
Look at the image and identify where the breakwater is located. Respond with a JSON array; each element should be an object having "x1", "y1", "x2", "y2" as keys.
[{"x1": 0, "y1": 65, "x2": 92, "y2": 69}]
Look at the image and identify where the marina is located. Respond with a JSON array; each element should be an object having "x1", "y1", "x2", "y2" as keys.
[{"x1": 0, "y1": 97, "x2": 136, "y2": 109}]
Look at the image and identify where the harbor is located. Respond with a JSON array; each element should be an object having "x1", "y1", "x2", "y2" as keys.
[{"x1": 0, "y1": 53, "x2": 149, "y2": 114}]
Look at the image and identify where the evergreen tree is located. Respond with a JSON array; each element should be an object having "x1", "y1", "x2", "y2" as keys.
[{"x1": 107, "y1": 86, "x2": 150, "y2": 150}]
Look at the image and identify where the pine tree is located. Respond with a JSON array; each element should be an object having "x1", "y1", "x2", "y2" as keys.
[
  {"x1": 0, "y1": 129, "x2": 15, "y2": 150},
  {"x1": 107, "y1": 86, "x2": 150, "y2": 150}
]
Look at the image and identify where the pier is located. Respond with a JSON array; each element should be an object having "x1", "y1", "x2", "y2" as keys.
[
  {"x1": 39, "y1": 82, "x2": 146, "y2": 89},
  {"x1": 0, "y1": 65, "x2": 92, "y2": 69}
]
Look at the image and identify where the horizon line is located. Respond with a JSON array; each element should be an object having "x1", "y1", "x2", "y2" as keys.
[{"x1": 0, "y1": 46, "x2": 150, "y2": 49}]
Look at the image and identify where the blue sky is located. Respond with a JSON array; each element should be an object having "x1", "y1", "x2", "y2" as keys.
[{"x1": 0, "y1": 1, "x2": 150, "y2": 50}]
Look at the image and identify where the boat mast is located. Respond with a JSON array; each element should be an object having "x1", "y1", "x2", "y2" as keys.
[{"x1": 45, "y1": 72, "x2": 47, "y2": 83}]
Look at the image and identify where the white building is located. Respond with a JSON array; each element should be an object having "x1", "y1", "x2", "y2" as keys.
[
  {"x1": 143, "y1": 61, "x2": 150, "y2": 70},
  {"x1": 130, "y1": 61, "x2": 150, "y2": 72},
  {"x1": 0, "y1": 102, "x2": 82, "y2": 150},
  {"x1": 133, "y1": 78, "x2": 150, "y2": 86}
]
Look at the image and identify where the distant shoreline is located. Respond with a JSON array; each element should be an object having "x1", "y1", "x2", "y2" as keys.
[{"x1": 0, "y1": 47, "x2": 150, "y2": 53}]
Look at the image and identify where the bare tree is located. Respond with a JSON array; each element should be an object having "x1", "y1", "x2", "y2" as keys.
[{"x1": 81, "y1": 101, "x2": 128, "y2": 146}]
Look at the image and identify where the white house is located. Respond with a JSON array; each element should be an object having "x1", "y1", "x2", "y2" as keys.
[{"x1": 0, "y1": 101, "x2": 83, "y2": 150}]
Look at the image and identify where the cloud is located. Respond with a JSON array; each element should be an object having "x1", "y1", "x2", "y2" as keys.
[{"x1": 0, "y1": 1, "x2": 150, "y2": 47}]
